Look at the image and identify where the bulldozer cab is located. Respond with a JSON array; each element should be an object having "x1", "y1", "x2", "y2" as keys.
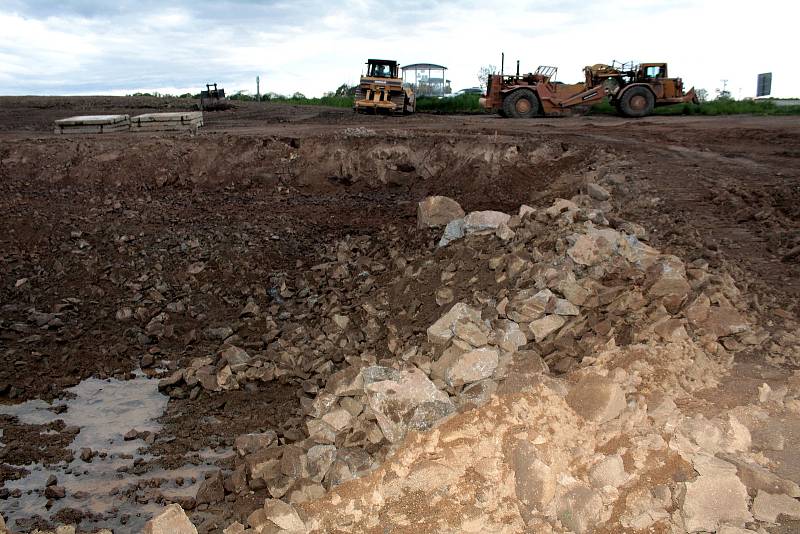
[
  {"x1": 636, "y1": 63, "x2": 684, "y2": 99},
  {"x1": 366, "y1": 60, "x2": 398, "y2": 79},
  {"x1": 639, "y1": 63, "x2": 668, "y2": 80},
  {"x1": 200, "y1": 82, "x2": 230, "y2": 111}
]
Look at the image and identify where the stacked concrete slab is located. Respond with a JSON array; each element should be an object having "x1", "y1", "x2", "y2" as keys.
[
  {"x1": 54, "y1": 115, "x2": 130, "y2": 134},
  {"x1": 130, "y1": 112, "x2": 203, "y2": 133}
]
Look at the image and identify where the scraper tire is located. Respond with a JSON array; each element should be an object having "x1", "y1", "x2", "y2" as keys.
[
  {"x1": 503, "y1": 89, "x2": 539, "y2": 118},
  {"x1": 617, "y1": 86, "x2": 655, "y2": 118}
]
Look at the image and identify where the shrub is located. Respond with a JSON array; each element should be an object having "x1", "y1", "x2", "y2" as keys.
[
  {"x1": 590, "y1": 98, "x2": 800, "y2": 116},
  {"x1": 415, "y1": 94, "x2": 483, "y2": 113}
]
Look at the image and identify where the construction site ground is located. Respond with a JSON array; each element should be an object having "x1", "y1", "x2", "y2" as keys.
[{"x1": 0, "y1": 96, "x2": 799, "y2": 533}]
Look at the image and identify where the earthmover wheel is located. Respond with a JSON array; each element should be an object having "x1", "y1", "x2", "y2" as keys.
[
  {"x1": 502, "y1": 89, "x2": 539, "y2": 118},
  {"x1": 617, "y1": 86, "x2": 655, "y2": 118}
]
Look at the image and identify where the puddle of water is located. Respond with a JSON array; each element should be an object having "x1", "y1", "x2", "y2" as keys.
[
  {"x1": 0, "y1": 373, "x2": 228, "y2": 532},
  {"x1": 1, "y1": 374, "x2": 167, "y2": 454}
]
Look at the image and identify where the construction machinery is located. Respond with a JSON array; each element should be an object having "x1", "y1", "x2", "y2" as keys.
[
  {"x1": 480, "y1": 61, "x2": 697, "y2": 118},
  {"x1": 354, "y1": 59, "x2": 415, "y2": 115},
  {"x1": 200, "y1": 83, "x2": 231, "y2": 111}
]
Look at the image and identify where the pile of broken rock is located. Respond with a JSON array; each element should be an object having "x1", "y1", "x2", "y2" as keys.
[{"x1": 141, "y1": 189, "x2": 800, "y2": 534}]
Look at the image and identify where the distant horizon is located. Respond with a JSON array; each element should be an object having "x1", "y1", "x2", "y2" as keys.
[
  {"x1": 1, "y1": 1, "x2": 797, "y2": 99},
  {"x1": 3, "y1": 93, "x2": 799, "y2": 102}
]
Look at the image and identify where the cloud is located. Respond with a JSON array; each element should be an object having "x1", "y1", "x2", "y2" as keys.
[{"x1": 0, "y1": 0, "x2": 796, "y2": 98}]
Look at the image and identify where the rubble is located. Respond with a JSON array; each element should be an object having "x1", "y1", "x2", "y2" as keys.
[
  {"x1": 181, "y1": 189, "x2": 793, "y2": 533},
  {"x1": 171, "y1": 187, "x2": 793, "y2": 534},
  {"x1": 143, "y1": 504, "x2": 197, "y2": 534},
  {"x1": 416, "y1": 195, "x2": 464, "y2": 228}
]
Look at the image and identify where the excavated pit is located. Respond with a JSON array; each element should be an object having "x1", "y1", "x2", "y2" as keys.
[
  {"x1": 1, "y1": 117, "x2": 799, "y2": 533},
  {"x1": 0, "y1": 132, "x2": 607, "y2": 531}
]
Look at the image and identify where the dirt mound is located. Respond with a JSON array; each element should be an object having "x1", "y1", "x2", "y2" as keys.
[
  {"x1": 141, "y1": 178, "x2": 796, "y2": 533},
  {"x1": 210, "y1": 188, "x2": 800, "y2": 533}
]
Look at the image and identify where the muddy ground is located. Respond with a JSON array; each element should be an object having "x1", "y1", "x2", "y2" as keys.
[{"x1": 0, "y1": 96, "x2": 798, "y2": 532}]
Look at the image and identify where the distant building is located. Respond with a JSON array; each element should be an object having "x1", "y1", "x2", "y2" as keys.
[{"x1": 401, "y1": 63, "x2": 450, "y2": 97}]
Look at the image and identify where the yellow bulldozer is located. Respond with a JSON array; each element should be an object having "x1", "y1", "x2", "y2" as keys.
[{"x1": 354, "y1": 59, "x2": 415, "y2": 115}]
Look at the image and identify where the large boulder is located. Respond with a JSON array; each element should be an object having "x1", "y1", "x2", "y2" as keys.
[
  {"x1": 491, "y1": 320, "x2": 528, "y2": 353},
  {"x1": 718, "y1": 453, "x2": 800, "y2": 497},
  {"x1": 261, "y1": 499, "x2": 306, "y2": 532},
  {"x1": 306, "y1": 445, "x2": 337, "y2": 483},
  {"x1": 364, "y1": 367, "x2": 454, "y2": 442},
  {"x1": 645, "y1": 256, "x2": 691, "y2": 302},
  {"x1": 143, "y1": 504, "x2": 197, "y2": 534},
  {"x1": 567, "y1": 228, "x2": 621, "y2": 267},
  {"x1": 510, "y1": 440, "x2": 556, "y2": 513},
  {"x1": 438, "y1": 210, "x2": 513, "y2": 246},
  {"x1": 245, "y1": 447, "x2": 283, "y2": 480},
  {"x1": 555, "y1": 485, "x2": 605, "y2": 533},
  {"x1": 507, "y1": 288, "x2": 553, "y2": 323},
  {"x1": 443, "y1": 347, "x2": 499, "y2": 387},
  {"x1": 529, "y1": 314, "x2": 566, "y2": 343},
  {"x1": 427, "y1": 302, "x2": 482, "y2": 345},
  {"x1": 681, "y1": 471, "x2": 752, "y2": 532},
  {"x1": 565, "y1": 374, "x2": 626, "y2": 424},
  {"x1": 234, "y1": 431, "x2": 277, "y2": 456},
  {"x1": 545, "y1": 198, "x2": 578, "y2": 218},
  {"x1": 497, "y1": 350, "x2": 549, "y2": 395},
  {"x1": 751, "y1": 490, "x2": 800, "y2": 522},
  {"x1": 417, "y1": 196, "x2": 465, "y2": 228},
  {"x1": 438, "y1": 218, "x2": 466, "y2": 247},
  {"x1": 324, "y1": 366, "x2": 364, "y2": 397},
  {"x1": 221, "y1": 345, "x2": 252, "y2": 372},
  {"x1": 620, "y1": 486, "x2": 671, "y2": 529},
  {"x1": 587, "y1": 183, "x2": 611, "y2": 201},
  {"x1": 463, "y1": 210, "x2": 511, "y2": 233},
  {"x1": 453, "y1": 318, "x2": 489, "y2": 347},
  {"x1": 196, "y1": 471, "x2": 225, "y2": 504},
  {"x1": 701, "y1": 306, "x2": 749, "y2": 338},
  {"x1": 589, "y1": 454, "x2": 628, "y2": 488}
]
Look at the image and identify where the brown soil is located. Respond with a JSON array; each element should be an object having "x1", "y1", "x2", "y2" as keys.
[{"x1": 1, "y1": 96, "x2": 799, "y2": 532}]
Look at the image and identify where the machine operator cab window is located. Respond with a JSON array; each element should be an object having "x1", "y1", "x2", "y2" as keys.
[
  {"x1": 643, "y1": 64, "x2": 667, "y2": 79},
  {"x1": 368, "y1": 61, "x2": 396, "y2": 79}
]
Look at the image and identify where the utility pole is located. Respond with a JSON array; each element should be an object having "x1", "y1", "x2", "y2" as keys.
[
  {"x1": 717, "y1": 79, "x2": 731, "y2": 99},
  {"x1": 256, "y1": 76, "x2": 260, "y2": 101}
]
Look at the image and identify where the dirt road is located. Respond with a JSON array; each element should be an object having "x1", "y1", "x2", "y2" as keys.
[{"x1": 0, "y1": 96, "x2": 798, "y2": 532}]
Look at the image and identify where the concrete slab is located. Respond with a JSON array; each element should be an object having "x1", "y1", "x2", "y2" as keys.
[
  {"x1": 55, "y1": 115, "x2": 130, "y2": 126},
  {"x1": 56, "y1": 125, "x2": 124, "y2": 132},
  {"x1": 130, "y1": 112, "x2": 203, "y2": 133},
  {"x1": 131, "y1": 112, "x2": 202, "y2": 123},
  {"x1": 54, "y1": 123, "x2": 131, "y2": 135},
  {"x1": 132, "y1": 124, "x2": 202, "y2": 130},
  {"x1": 54, "y1": 114, "x2": 131, "y2": 134}
]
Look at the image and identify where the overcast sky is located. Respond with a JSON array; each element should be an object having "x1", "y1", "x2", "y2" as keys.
[{"x1": 0, "y1": 0, "x2": 796, "y2": 99}]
